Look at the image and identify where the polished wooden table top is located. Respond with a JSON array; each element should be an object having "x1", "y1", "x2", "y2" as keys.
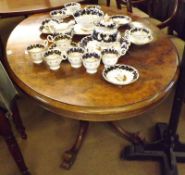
[
  {"x1": 6, "y1": 6, "x2": 179, "y2": 121},
  {"x1": 0, "y1": 0, "x2": 81, "y2": 17}
]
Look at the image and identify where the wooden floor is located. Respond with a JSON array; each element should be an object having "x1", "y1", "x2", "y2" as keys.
[{"x1": 0, "y1": 92, "x2": 185, "y2": 175}]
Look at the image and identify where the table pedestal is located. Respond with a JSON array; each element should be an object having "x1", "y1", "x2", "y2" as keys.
[
  {"x1": 61, "y1": 121, "x2": 89, "y2": 169},
  {"x1": 61, "y1": 120, "x2": 145, "y2": 169}
]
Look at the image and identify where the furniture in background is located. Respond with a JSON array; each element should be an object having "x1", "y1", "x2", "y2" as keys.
[
  {"x1": 123, "y1": 45, "x2": 185, "y2": 175},
  {"x1": 0, "y1": 0, "x2": 97, "y2": 17},
  {"x1": 0, "y1": 61, "x2": 30, "y2": 175},
  {"x1": 107, "y1": 0, "x2": 111, "y2": 6},
  {"x1": 5, "y1": 5, "x2": 179, "y2": 169},
  {"x1": 115, "y1": 0, "x2": 179, "y2": 29}
]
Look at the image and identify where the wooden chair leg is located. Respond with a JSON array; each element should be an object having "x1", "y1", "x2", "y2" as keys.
[
  {"x1": 116, "y1": 0, "x2": 122, "y2": 9},
  {"x1": 0, "y1": 108, "x2": 31, "y2": 175},
  {"x1": 107, "y1": 0, "x2": 111, "y2": 6},
  {"x1": 61, "y1": 121, "x2": 89, "y2": 169},
  {"x1": 11, "y1": 97, "x2": 27, "y2": 139}
]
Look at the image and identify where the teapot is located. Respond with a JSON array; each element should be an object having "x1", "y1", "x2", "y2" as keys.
[{"x1": 92, "y1": 14, "x2": 120, "y2": 43}]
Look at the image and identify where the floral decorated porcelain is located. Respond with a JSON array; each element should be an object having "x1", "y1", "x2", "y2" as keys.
[
  {"x1": 47, "y1": 34, "x2": 72, "y2": 52},
  {"x1": 92, "y1": 14, "x2": 122, "y2": 51},
  {"x1": 40, "y1": 18, "x2": 60, "y2": 34},
  {"x1": 101, "y1": 48, "x2": 120, "y2": 67},
  {"x1": 50, "y1": 8, "x2": 70, "y2": 20},
  {"x1": 111, "y1": 15, "x2": 132, "y2": 26},
  {"x1": 40, "y1": 19, "x2": 75, "y2": 35},
  {"x1": 79, "y1": 36, "x2": 101, "y2": 52},
  {"x1": 67, "y1": 47, "x2": 85, "y2": 68},
  {"x1": 102, "y1": 64, "x2": 139, "y2": 85},
  {"x1": 27, "y1": 42, "x2": 48, "y2": 64},
  {"x1": 44, "y1": 50, "x2": 64, "y2": 70},
  {"x1": 27, "y1": 5, "x2": 146, "y2": 82},
  {"x1": 82, "y1": 52, "x2": 101, "y2": 74},
  {"x1": 92, "y1": 14, "x2": 119, "y2": 42},
  {"x1": 84, "y1": 5, "x2": 101, "y2": 10},
  {"x1": 64, "y1": 2, "x2": 81, "y2": 15},
  {"x1": 73, "y1": 8, "x2": 104, "y2": 34},
  {"x1": 128, "y1": 27, "x2": 153, "y2": 45}
]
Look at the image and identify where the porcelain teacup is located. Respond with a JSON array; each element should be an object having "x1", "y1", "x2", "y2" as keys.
[
  {"x1": 64, "y1": 2, "x2": 81, "y2": 15},
  {"x1": 101, "y1": 48, "x2": 120, "y2": 67},
  {"x1": 82, "y1": 52, "x2": 101, "y2": 74},
  {"x1": 47, "y1": 34, "x2": 72, "y2": 51},
  {"x1": 44, "y1": 50, "x2": 63, "y2": 70},
  {"x1": 67, "y1": 47, "x2": 85, "y2": 68},
  {"x1": 50, "y1": 8, "x2": 69, "y2": 20},
  {"x1": 26, "y1": 41, "x2": 48, "y2": 64}
]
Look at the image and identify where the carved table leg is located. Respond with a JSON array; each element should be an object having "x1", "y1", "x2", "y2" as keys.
[
  {"x1": 61, "y1": 121, "x2": 89, "y2": 169},
  {"x1": 109, "y1": 122, "x2": 145, "y2": 144},
  {"x1": 11, "y1": 97, "x2": 27, "y2": 139},
  {"x1": 0, "y1": 108, "x2": 31, "y2": 175}
]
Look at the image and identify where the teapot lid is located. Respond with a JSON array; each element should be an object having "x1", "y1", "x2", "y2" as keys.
[{"x1": 97, "y1": 14, "x2": 117, "y2": 28}]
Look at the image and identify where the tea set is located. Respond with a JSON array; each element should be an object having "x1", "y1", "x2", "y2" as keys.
[{"x1": 26, "y1": 2, "x2": 154, "y2": 85}]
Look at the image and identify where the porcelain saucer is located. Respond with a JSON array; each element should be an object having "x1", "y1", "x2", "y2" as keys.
[{"x1": 102, "y1": 64, "x2": 139, "y2": 85}]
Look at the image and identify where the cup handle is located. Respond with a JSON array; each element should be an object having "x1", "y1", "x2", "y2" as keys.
[
  {"x1": 47, "y1": 35, "x2": 54, "y2": 42},
  {"x1": 61, "y1": 51, "x2": 67, "y2": 61},
  {"x1": 43, "y1": 40, "x2": 48, "y2": 47}
]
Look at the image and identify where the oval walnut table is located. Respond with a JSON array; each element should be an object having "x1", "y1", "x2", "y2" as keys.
[
  {"x1": 5, "y1": 6, "x2": 179, "y2": 169},
  {"x1": 0, "y1": 0, "x2": 96, "y2": 17}
]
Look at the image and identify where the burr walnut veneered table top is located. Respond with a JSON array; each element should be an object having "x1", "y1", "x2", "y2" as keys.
[
  {"x1": 6, "y1": 6, "x2": 179, "y2": 121},
  {"x1": 0, "y1": 0, "x2": 83, "y2": 17}
]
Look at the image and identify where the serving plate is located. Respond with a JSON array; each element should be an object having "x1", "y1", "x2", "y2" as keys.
[
  {"x1": 111, "y1": 15, "x2": 132, "y2": 26},
  {"x1": 102, "y1": 64, "x2": 139, "y2": 85}
]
